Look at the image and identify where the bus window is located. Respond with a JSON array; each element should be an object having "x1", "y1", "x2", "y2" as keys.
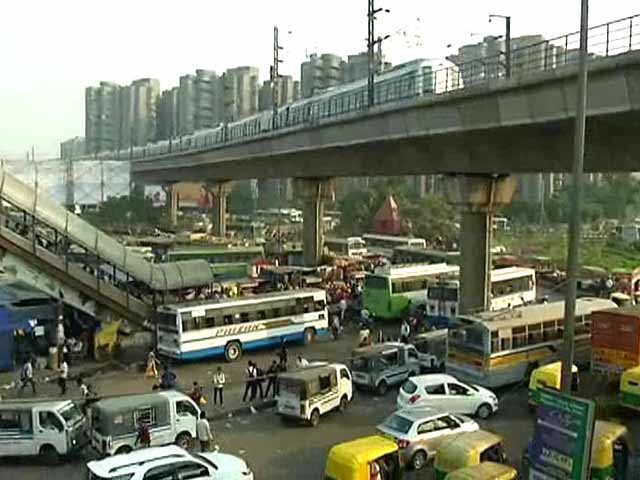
[
  {"x1": 491, "y1": 331, "x2": 500, "y2": 353},
  {"x1": 315, "y1": 300, "x2": 326, "y2": 310},
  {"x1": 528, "y1": 324, "x2": 543, "y2": 344},
  {"x1": 182, "y1": 314, "x2": 197, "y2": 332},
  {"x1": 223, "y1": 315, "x2": 233, "y2": 325},
  {"x1": 500, "y1": 337, "x2": 512, "y2": 351},
  {"x1": 365, "y1": 275, "x2": 388, "y2": 290},
  {"x1": 543, "y1": 320, "x2": 557, "y2": 341},
  {"x1": 257, "y1": 310, "x2": 266, "y2": 320},
  {"x1": 512, "y1": 326, "x2": 526, "y2": 348},
  {"x1": 240, "y1": 312, "x2": 250, "y2": 323}
]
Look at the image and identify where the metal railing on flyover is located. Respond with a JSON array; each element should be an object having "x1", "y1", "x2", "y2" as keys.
[{"x1": 96, "y1": 13, "x2": 639, "y2": 163}]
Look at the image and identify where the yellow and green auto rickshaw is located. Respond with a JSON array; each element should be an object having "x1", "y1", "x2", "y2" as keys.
[
  {"x1": 444, "y1": 462, "x2": 518, "y2": 480},
  {"x1": 522, "y1": 420, "x2": 632, "y2": 479},
  {"x1": 591, "y1": 421, "x2": 632, "y2": 480},
  {"x1": 620, "y1": 365, "x2": 640, "y2": 411},
  {"x1": 434, "y1": 430, "x2": 507, "y2": 480},
  {"x1": 324, "y1": 435, "x2": 402, "y2": 480},
  {"x1": 528, "y1": 362, "x2": 578, "y2": 411}
]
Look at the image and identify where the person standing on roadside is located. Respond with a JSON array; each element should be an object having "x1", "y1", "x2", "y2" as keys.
[
  {"x1": 242, "y1": 361, "x2": 256, "y2": 402},
  {"x1": 212, "y1": 366, "x2": 225, "y2": 407},
  {"x1": 56, "y1": 315, "x2": 66, "y2": 368},
  {"x1": 400, "y1": 319, "x2": 411, "y2": 344},
  {"x1": 196, "y1": 411, "x2": 213, "y2": 452},
  {"x1": 264, "y1": 360, "x2": 279, "y2": 398},
  {"x1": 19, "y1": 357, "x2": 36, "y2": 396},
  {"x1": 278, "y1": 341, "x2": 289, "y2": 371},
  {"x1": 145, "y1": 350, "x2": 158, "y2": 379},
  {"x1": 58, "y1": 356, "x2": 69, "y2": 395},
  {"x1": 331, "y1": 314, "x2": 340, "y2": 340},
  {"x1": 339, "y1": 297, "x2": 348, "y2": 322}
]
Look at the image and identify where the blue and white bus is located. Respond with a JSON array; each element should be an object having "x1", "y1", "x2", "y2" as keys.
[{"x1": 155, "y1": 289, "x2": 328, "y2": 362}]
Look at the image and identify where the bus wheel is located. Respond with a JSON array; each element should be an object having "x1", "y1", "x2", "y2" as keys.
[
  {"x1": 303, "y1": 328, "x2": 316, "y2": 345},
  {"x1": 225, "y1": 341, "x2": 242, "y2": 362}
]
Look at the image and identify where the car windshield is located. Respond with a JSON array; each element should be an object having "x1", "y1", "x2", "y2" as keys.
[
  {"x1": 350, "y1": 356, "x2": 375, "y2": 371},
  {"x1": 402, "y1": 379, "x2": 418, "y2": 394},
  {"x1": 192, "y1": 453, "x2": 219, "y2": 471},
  {"x1": 381, "y1": 414, "x2": 413, "y2": 434},
  {"x1": 59, "y1": 403, "x2": 84, "y2": 426}
]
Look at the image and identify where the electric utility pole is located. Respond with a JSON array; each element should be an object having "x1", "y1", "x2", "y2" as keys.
[{"x1": 367, "y1": 0, "x2": 389, "y2": 107}]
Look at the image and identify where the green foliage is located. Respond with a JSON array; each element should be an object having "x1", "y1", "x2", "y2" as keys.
[
  {"x1": 402, "y1": 194, "x2": 457, "y2": 241},
  {"x1": 83, "y1": 189, "x2": 161, "y2": 227},
  {"x1": 228, "y1": 181, "x2": 255, "y2": 215}
]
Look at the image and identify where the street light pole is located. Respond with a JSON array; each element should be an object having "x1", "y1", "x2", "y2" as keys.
[
  {"x1": 271, "y1": 26, "x2": 283, "y2": 122},
  {"x1": 561, "y1": 0, "x2": 589, "y2": 395},
  {"x1": 367, "y1": 0, "x2": 389, "y2": 107},
  {"x1": 489, "y1": 14, "x2": 512, "y2": 78}
]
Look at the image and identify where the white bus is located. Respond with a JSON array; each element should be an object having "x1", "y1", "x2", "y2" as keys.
[
  {"x1": 325, "y1": 237, "x2": 367, "y2": 258},
  {"x1": 426, "y1": 267, "x2": 537, "y2": 327},
  {"x1": 363, "y1": 234, "x2": 427, "y2": 257},
  {"x1": 446, "y1": 298, "x2": 617, "y2": 388},
  {"x1": 155, "y1": 289, "x2": 328, "y2": 362}
]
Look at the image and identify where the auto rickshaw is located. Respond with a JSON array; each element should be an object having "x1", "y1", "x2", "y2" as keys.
[
  {"x1": 444, "y1": 462, "x2": 518, "y2": 480},
  {"x1": 620, "y1": 365, "x2": 640, "y2": 411},
  {"x1": 522, "y1": 421, "x2": 632, "y2": 479},
  {"x1": 324, "y1": 435, "x2": 402, "y2": 480},
  {"x1": 434, "y1": 430, "x2": 507, "y2": 480},
  {"x1": 528, "y1": 362, "x2": 578, "y2": 411}
]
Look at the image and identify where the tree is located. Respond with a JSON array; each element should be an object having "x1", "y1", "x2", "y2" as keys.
[
  {"x1": 228, "y1": 181, "x2": 255, "y2": 215},
  {"x1": 401, "y1": 194, "x2": 457, "y2": 244},
  {"x1": 84, "y1": 189, "x2": 161, "y2": 227}
]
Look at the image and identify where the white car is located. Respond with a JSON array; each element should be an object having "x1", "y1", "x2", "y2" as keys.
[
  {"x1": 87, "y1": 445, "x2": 253, "y2": 480},
  {"x1": 397, "y1": 374, "x2": 498, "y2": 419},
  {"x1": 377, "y1": 407, "x2": 479, "y2": 470}
]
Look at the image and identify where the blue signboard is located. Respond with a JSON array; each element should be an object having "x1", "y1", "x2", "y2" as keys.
[{"x1": 528, "y1": 388, "x2": 595, "y2": 480}]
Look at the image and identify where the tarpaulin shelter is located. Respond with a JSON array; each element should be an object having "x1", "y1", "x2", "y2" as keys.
[
  {"x1": 0, "y1": 308, "x2": 37, "y2": 371},
  {"x1": 373, "y1": 195, "x2": 402, "y2": 235}
]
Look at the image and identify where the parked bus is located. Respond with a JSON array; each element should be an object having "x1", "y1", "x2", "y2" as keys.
[
  {"x1": 155, "y1": 288, "x2": 328, "y2": 362},
  {"x1": 363, "y1": 263, "x2": 459, "y2": 320},
  {"x1": 492, "y1": 216, "x2": 511, "y2": 231},
  {"x1": 363, "y1": 234, "x2": 427, "y2": 257},
  {"x1": 166, "y1": 245, "x2": 264, "y2": 280},
  {"x1": 426, "y1": 267, "x2": 537, "y2": 327},
  {"x1": 445, "y1": 297, "x2": 617, "y2": 388},
  {"x1": 392, "y1": 247, "x2": 460, "y2": 265},
  {"x1": 256, "y1": 208, "x2": 303, "y2": 224},
  {"x1": 325, "y1": 237, "x2": 367, "y2": 258}
]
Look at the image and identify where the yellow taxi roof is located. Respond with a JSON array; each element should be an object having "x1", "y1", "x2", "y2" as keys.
[
  {"x1": 436, "y1": 430, "x2": 503, "y2": 471},
  {"x1": 591, "y1": 421, "x2": 628, "y2": 468},
  {"x1": 621, "y1": 365, "x2": 640, "y2": 381},
  {"x1": 445, "y1": 462, "x2": 517, "y2": 480},
  {"x1": 329, "y1": 435, "x2": 398, "y2": 465},
  {"x1": 529, "y1": 362, "x2": 577, "y2": 389}
]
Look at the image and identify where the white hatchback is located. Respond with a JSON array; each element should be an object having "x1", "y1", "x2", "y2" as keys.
[
  {"x1": 397, "y1": 374, "x2": 498, "y2": 419},
  {"x1": 87, "y1": 445, "x2": 253, "y2": 480}
]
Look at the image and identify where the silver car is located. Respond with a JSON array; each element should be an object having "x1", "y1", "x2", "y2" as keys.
[{"x1": 376, "y1": 407, "x2": 479, "y2": 470}]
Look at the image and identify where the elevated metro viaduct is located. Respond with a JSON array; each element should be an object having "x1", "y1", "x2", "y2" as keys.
[{"x1": 133, "y1": 52, "x2": 640, "y2": 313}]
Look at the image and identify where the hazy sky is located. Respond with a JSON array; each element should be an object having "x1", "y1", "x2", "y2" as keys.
[{"x1": 0, "y1": 0, "x2": 636, "y2": 159}]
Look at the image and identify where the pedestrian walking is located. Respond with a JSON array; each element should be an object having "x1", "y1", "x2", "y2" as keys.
[
  {"x1": 264, "y1": 360, "x2": 279, "y2": 398},
  {"x1": 189, "y1": 381, "x2": 203, "y2": 404},
  {"x1": 58, "y1": 356, "x2": 69, "y2": 395},
  {"x1": 400, "y1": 319, "x2": 410, "y2": 344},
  {"x1": 18, "y1": 357, "x2": 36, "y2": 396},
  {"x1": 254, "y1": 363, "x2": 265, "y2": 399},
  {"x1": 242, "y1": 361, "x2": 256, "y2": 402},
  {"x1": 331, "y1": 314, "x2": 340, "y2": 340},
  {"x1": 134, "y1": 419, "x2": 151, "y2": 448},
  {"x1": 339, "y1": 297, "x2": 348, "y2": 322},
  {"x1": 196, "y1": 411, "x2": 213, "y2": 452},
  {"x1": 56, "y1": 315, "x2": 65, "y2": 368},
  {"x1": 278, "y1": 341, "x2": 289, "y2": 371},
  {"x1": 212, "y1": 366, "x2": 225, "y2": 407},
  {"x1": 145, "y1": 350, "x2": 158, "y2": 378},
  {"x1": 159, "y1": 365, "x2": 177, "y2": 390}
]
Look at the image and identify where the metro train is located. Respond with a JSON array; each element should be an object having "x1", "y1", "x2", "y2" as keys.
[{"x1": 96, "y1": 58, "x2": 436, "y2": 162}]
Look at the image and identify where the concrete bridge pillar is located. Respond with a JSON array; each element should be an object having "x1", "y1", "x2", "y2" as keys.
[
  {"x1": 162, "y1": 183, "x2": 178, "y2": 227},
  {"x1": 294, "y1": 178, "x2": 335, "y2": 267},
  {"x1": 207, "y1": 181, "x2": 232, "y2": 238},
  {"x1": 442, "y1": 174, "x2": 517, "y2": 314}
]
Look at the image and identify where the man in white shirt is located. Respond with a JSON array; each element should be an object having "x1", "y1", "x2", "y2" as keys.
[
  {"x1": 196, "y1": 411, "x2": 213, "y2": 452},
  {"x1": 212, "y1": 366, "x2": 225, "y2": 407},
  {"x1": 58, "y1": 357, "x2": 69, "y2": 395},
  {"x1": 19, "y1": 358, "x2": 36, "y2": 395},
  {"x1": 296, "y1": 355, "x2": 310, "y2": 368}
]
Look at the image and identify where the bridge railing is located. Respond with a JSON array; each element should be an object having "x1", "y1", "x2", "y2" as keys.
[{"x1": 98, "y1": 14, "x2": 640, "y2": 164}]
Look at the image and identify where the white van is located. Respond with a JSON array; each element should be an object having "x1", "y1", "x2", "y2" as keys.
[
  {"x1": 0, "y1": 399, "x2": 87, "y2": 463},
  {"x1": 277, "y1": 363, "x2": 353, "y2": 427},
  {"x1": 89, "y1": 391, "x2": 200, "y2": 456}
]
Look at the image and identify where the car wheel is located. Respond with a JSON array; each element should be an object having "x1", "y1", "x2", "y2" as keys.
[
  {"x1": 412, "y1": 450, "x2": 429, "y2": 471},
  {"x1": 303, "y1": 327, "x2": 316, "y2": 345},
  {"x1": 40, "y1": 445, "x2": 60, "y2": 465},
  {"x1": 476, "y1": 403, "x2": 493, "y2": 419},
  {"x1": 175, "y1": 432, "x2": 192, "y2": 449},
  {"x1": 115, "y1": 445, "x2": 132, "y2": 456},
  {"x1": 339, "y1": 395, "x2": 348, "y2": 412},
  {"x1": 224, "y1": 341, "x2": 242, "y2": 362},
  {"x1": 309, "y1": 409, "x2": 320, "y2": 427},
  {"x1": 376, "y1": 380, "x2": 388, "y2": 396}
]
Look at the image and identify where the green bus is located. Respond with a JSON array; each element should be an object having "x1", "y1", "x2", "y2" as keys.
[
  {"x1": 362, "y1": 263, "x2": 459, "y2": 320},
  {"x1": 166, "y1": 245, "x2": 264, "y2": 280}
]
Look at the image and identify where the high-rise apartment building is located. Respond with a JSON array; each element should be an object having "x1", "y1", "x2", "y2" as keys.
[
  {"x1": 344, "y1": 51, "x2": 391, "y2": 83},
  {"x1": 60, "y1": 136, "x2": 86, "y2": 159},
  {"x1": 300, "y1": 53, "x2": 344, "y2": 98},
  {"x1": 177, "y1": 74, "x2": 196, "y2": 135},
  {"x1": 224, "y1": 66, "x2": 259, "y2": 121},
  {"x1": 157, "y1": 87, "x2": 179, "y2": 139},
  {"x1": 194, "y1": 69, "x2": 224, "y2": 130},
  {"x1": 85, "y1": 81, "x2": 121, "y2": 154},
  {"x1": 258, "y1": 75, "x2": 299, "y2": 111}
]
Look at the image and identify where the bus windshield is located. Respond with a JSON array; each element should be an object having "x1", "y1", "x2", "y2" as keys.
[
  {"x1": 59, "y1": 403, "x2": 84, "y2": 426},
  {"x1": 364, "y1": 275, "x2": 388, "y2": 290},
  {"x1": 155, "y1": 312, "x2": 178, "y2": 331},
  {"x1": 427, "y1": 285, "x2": 458, "y2": 302},
  {"x1": 449, "y1": 323, "x2": 487, "y2": 353}
]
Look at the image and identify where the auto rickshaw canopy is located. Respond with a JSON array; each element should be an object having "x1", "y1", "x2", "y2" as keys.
[
  {"x1": 591, "y1": 420, "x2": 628, "y2": 469},
  {"x1": 325, "y1": 435, "x2": 398, "y2": 480},
  {"x1": 621, "y1": 365, "x2": 640, "y2": 397},
  {"x1": 444, "y1": 462, "x2": 518, "y2": 480},
  {"x1": 529, "y1": 362, "x2": 578, "y2": 392},
  {"x1": 435, "y1": 430, "x2": 504, "y2": 473}
]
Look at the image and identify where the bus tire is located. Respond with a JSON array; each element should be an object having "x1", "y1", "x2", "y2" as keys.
[
  {"x1": 376, "y1": 380, "x2": 388, "y2": 396},
  {"x1": 303, "y1": 327, "x2": 316, "y2": 345},
  {"x1": 224, "y1": 341, "x2": 242, "y2": 362},
  {"x1": 115, "y1": 445, "x2": 133, "y2": 456},
  {"x1": 40, "y1": 444, "x2": 60, "y2": 465},
  {"x1": 476, "y1": 403, "x2": 493, "y2": 419}
]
